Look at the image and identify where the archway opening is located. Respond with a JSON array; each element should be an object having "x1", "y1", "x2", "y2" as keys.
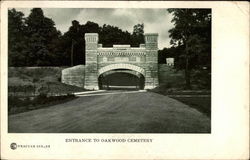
[{"x1": 98, "y1": 69, "x2": 145, "y2": 90}]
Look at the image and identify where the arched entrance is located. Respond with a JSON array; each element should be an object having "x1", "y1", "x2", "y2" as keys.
[
  {"x1": 62, "y1": 33, "x2": 159, "y2": 90},
  {"x1": 98, "y1": 64, "x2": 146, "y2": 90},
  {"x1": 98, "y1": 69, "x2": 145, "y2": 90}
]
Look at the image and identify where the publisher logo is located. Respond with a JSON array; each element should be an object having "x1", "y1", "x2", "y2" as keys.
[{"x1": 10, "y1": 143, "x2": 17, "y2": 150}]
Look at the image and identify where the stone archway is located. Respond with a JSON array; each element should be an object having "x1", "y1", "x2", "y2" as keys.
[
  {"x1": 98, "y1": 64, "x2": 145, "y2": 77},
  {"x1": 83, "y1": 33, "x2": 159, "y2": 90},
  {"x1": 62, "y1": 33, "x2": 159, "y2": 90},
  {"x1": 98, "y1": 64, "x2": 146, "y2": 90},
  {"x1": 100, "y1": 70, "x2": 142, "y2": 78}
]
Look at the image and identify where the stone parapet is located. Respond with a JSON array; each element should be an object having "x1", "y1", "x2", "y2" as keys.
[{"x1": 61, "y1": 65, "x2": 85, "y2": 88}]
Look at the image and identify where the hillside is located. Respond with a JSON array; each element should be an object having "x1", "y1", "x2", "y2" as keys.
[{"x1": 8, "y1": 67, "x2": 86, "y2": 97}]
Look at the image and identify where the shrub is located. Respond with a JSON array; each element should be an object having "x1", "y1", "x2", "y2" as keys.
[
  {"x1": 32, "y1": 77, "x2": 39, "y2": 83},
  {"x1": 57, "y1": 76, "x2": 61, "y2": 82},
  {"x1": 8, "y1": 94, "x2": 76, "y2": 115},
  {"x1": 34, "y1": 93, "x2": 48, "y2": 104},
  {"x1": 192, "y1": 69, "x2": 211, "y2": 89}
]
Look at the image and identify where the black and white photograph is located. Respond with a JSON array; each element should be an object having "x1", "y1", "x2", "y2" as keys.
[
  {"x1": 1, "y1": 1, "x2": 249, "y2": 159},
  {"x1": 7, "y1": 7, "x2": 211, "y2": 133}
]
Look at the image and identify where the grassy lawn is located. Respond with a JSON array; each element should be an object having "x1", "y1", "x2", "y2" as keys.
[
  {"x1": 8, "y1": 95, "x2": 77, "y2": 115},
  {"x1": 8, "y1": 67, "x2": 87, "y2": 115},
  {"x1": 169, "y1": 96, "x2": 211, "y2": 118},
  {"x1": 8, "y1": 67, "x2": 87, "y2": 96},
  {"x1": 149, "y1": 85, "x2": 211, "y2": 118}
]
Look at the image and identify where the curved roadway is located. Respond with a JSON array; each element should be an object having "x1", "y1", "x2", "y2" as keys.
[{"x1": 8, "y1": 91, "x2": 210, "y2": 133}]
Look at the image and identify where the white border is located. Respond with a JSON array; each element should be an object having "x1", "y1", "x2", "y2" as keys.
[{"x1": 1, "y1": 1, "x2": 249, "y2": 159}]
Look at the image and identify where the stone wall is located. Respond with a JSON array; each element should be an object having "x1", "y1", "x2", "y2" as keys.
[
  {"x1": 61, "y1": 64, "x2": 184, "y2": 89},
  {"x1": 61, "y1": 65, "x2": 85, "y2": 88}
]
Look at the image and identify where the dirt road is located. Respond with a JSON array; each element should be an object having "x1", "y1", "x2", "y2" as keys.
[{"x1": 8, "y1": 91, "x2": 210, "y2": 133}]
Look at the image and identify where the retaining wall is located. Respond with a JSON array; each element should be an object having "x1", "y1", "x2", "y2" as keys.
[
  {"x1": 61, "y1": 64, "x2": 185, "y2": 89},
  {"x1": 61, "y1": 65, "x2": 85, "y2": 88}
]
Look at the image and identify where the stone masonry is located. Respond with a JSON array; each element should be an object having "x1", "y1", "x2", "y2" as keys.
[
  {"x1": 62, "y1": 33, "x2": 159, "y2": 90},
  {"x1": 61, "y1": 65, "x2": 85, "y2": 87}
]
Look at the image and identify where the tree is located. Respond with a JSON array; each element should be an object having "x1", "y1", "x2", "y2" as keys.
[
  {"x1": 167, "y1": 9, "x2": 211, "y2": 89},
  {"x1": 8, "y1": 8, "x2": 147, "y2": 67},
  {"x1": 131, "y1": 23, "x2": 145, "y2": 46},
  {"x1": 83, "y1": 21, "x2": 100, "y2": 33},
  {"x1": 61, "y1": 20, "x2": 88, "y2": 65},
  {"x1": 25, "y1": 8, "x2": 61, "y2": 66},
  {"x1": 8, "y1": 9, "x2": 28, "y2": 66},
  {"x1": 99, "y1": 24, "x2": 130, "y2": 47},
  {"x1": 61, "y1": 21, "x2": 145, "y2": 65},
  {"x1": 158, "y1": 47, "x2": 182, "y2": 64}
]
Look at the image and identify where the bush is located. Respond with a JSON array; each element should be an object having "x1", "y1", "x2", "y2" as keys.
[
  {"x1": 34, "y1": 93, "x2": 48, "y2": 104},
  {"x1": 191, "y1": 69, "x2": 211, "y2": 89},
  {"x1": 32, "y1": 77, "x2": 40, "y2": 83}
]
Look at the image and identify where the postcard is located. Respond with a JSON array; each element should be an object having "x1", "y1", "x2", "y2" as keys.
[{"x1": 1, "y1": 1, "x2": 249, "y2": 159}]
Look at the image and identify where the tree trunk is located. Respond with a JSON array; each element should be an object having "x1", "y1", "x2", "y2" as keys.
[
  {"x1": 71, "y1": 40, "x2": 74, "y2": 66},
  {"x1": 185, "y1": 42, "x2": 191, "y2": 89},
  {"x1": 185, "y1": 56, "x2": 191, "y2": 89}
]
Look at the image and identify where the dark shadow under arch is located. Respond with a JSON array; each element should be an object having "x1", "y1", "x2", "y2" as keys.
[{"x1": 98, "y1": 69, "x2": 145, "y2": 90}]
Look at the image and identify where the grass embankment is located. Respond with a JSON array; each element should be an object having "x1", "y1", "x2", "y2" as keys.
[
  {"x1": 8, "y1": 67, "x2": 87, "y2": 114},
  {"x1": 8, "y1": 95, "x2": 76, "y2": 115},
  {"x1": 149, "y1": 86, "x2": 211, "y2": 118},
  {"x1": 8, "y1": 67, "x2": 86, "y2": 96},
  {"x1": 156, "y1": 65, "x2": 211, "y2": 118},
  {"x1": 170, "y1": 96, "x2": 211, "y2": 118}
]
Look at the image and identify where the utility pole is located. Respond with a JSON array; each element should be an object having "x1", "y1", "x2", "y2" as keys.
[{"x1": 71, "y1": 39, "x2": 76, "y2": 67}]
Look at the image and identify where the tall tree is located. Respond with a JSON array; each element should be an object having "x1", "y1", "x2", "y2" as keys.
[
  {"x1": 25, "y1": 8, "x2": 60, "y2": 66},
  {"x1": 61, "y1": 20, "x2": 101, "y2": 66},
  {"x1": 8, "y1": 9, "x2": 28, "y2": 66},
  {"x1": 158, "y1": 47, "x2": 182, "y2": 64},
  {"x1": 61, "y1": 21, "x2": 145, "y2": 65},
  {"x1": 133, "y1": 23, "x2": 144, "y2": 35},
  {"x1": 131, "y1": 23, "x2": 145, "y2": 46},
  {"x1": 167, "y1": 9, "x2": 211, "y2": 89},
  {"x1": 69, "y1": 20, "x2": 85, "y2": 65},
  {"x1": 99, "y1": 24, "x2": 129, "y2": 47},
  {"x1": 8, "y1": 8, "x2": 148, "y2": 67}
]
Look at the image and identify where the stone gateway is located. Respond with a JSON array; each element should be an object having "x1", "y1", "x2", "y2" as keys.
[{"x1": 62, "y1": 33, "x2": 159, "y2": 90}]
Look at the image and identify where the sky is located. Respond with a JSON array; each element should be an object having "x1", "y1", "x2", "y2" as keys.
[{"x1": 16, "y1": 8, "x2": 174, "y2": 49}]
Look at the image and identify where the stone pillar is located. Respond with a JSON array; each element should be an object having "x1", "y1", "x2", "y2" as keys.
[
  {"x1": 84, "y1": 33, "x2": 99, "y2": 90},
  {"x1": 144, "y1": 33, "x2": 159, "y2": 89}
]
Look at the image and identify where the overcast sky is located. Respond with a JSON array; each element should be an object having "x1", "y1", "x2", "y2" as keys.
[{"x1": 16, "y1": 8, "x2": 174, "y2": 49}]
